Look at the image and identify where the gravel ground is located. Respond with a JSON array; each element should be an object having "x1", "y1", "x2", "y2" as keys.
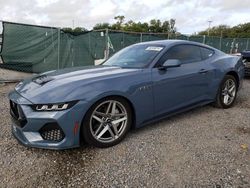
[{"x1": 0, "y1": 80, "x2": 249, "y2": 188}]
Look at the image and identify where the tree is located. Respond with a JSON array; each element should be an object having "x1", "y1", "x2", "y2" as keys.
[
  {"x1": 162, "y1": 21, "x2": 170, "y2": 33},
  {"x1": 73, "y1": 27, "x2": 88, "y2": 33},
  {"x1": 62, "y1": 27, "x2": 73, "y2": 32},
  {"x1": 169, "y1": 19, "x2": 176, "y2": 33},
  {"x1": 198, "y1": 23, "x2": 250, "y2": 38},
  {"x1": 114, "y1": 15, "x2": 125, "y2": 25},
  {"x1": 123, "y1": 20, "x2": 149, "y2": 32},
  {"x1": 112, "y1": 15, "x2": 125, "y2": 30},
  {"x1": 92, "y1": 16, "x2": 177, "y2": 34},
  {"x1": 230, "y1": 23, "x2": 250, "y2": 38},
  {"x1": 198, "y1": 25, "x2": 230, "y2": 37},
  {"x1": 93, "y1": 23, "x2": 111, "y2": 30},
  {"x1": 149, "y1": 19, "x2": 162, "y2": 32},
  {"x1": 62, "y1": 27, "x2": 88, "y2": 35}
]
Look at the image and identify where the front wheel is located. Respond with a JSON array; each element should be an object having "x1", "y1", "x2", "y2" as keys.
[
  {"x1": 214, "y1": 75, "x2": 238, "y2": 108},
  {"x1": 82, "y1": 97, "x2": 132, "y2": 148}
]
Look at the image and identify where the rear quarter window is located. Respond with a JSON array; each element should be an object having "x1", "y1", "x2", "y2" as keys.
[{"x1": 200, "y1": 47, "x2": 214, "y2": 60}]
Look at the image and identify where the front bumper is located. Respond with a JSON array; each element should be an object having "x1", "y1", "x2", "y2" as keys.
[
  {"x1": 9, "y1": 90, "x2": 89, "y2": 150},
  {"x1": 245, "y1": 63, "x2": 250, "y2": 76},
  {"x1": 245, "y1": 65, "x2": 250, "y2": 76}
]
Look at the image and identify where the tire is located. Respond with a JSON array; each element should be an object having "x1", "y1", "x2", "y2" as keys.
[
  {"x1": 82, "y1": 97, "x2": 132, "y2": 148},
  {"x1": 214, "y1": 75, "x2": 238, "y2": 108}
]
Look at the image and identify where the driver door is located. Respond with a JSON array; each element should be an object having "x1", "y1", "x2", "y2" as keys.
[{"x1": 152, "y1": 44, "x2": 213, "y2": 117}]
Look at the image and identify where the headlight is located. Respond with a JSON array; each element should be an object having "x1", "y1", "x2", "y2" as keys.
[
  {"x1": 31, "y1": 101, "x2": 78, "y2": 111},
  {"x1": 15, "y1": 81, "x2": 23, "y2": 90}
]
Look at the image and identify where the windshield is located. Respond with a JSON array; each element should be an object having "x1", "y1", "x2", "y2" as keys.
[{"x1": 103, "y1": 44, "x2": 164, "y2": 68}]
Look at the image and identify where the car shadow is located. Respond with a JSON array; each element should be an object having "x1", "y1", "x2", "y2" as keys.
[{"x1": 128, "y1": 104, "x2": 213, "y2": 137}]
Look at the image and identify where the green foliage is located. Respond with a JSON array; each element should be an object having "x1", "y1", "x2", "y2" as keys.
[
  {"x1": 62, "y1": 27, "x2": 73, "y2": 32},
  {"x1": 169, "y1": 19, "x2": 176, "y2": 33},
  {"x1": 149, "y1": 19, "x2": 162, "y2": 32},
  {"x1": 73, "y1": 27, "x2": 88, "y2": 32},
  {"x1": 62, "y1": 27, "x2": 88, "y2": 35},
  {"x1": 93, "y1": 15, "x2": 176, "y2": 33},
  {"x1": 230, "y1": 23, "x2": 250, "y2": 38},
  {"x1": 62, "y1": 17, "x2": 250, "y2": 39},
  {"x1": 123, "y1": 20, "x2": 149, "y2": 32},
  {"x1": 93, "y1": 23, "x2": 111, "y2": 30},
  {"x1": 198, "y1": 23, "x2": 250, "y2": 38},
  {"x1": 113, "y1": 15, "x2": 125, "y2": 30},
  {"x1": 162, "y1": 21, "x2": 170, "y2": 32},
  {"x1": 62, "y1": 16, "x2": 177, "y2": 34}
]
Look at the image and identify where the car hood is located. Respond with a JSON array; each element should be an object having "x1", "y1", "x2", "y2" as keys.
[{"x1": 15, "y1": 65, "x2": 140, "y2": 104}]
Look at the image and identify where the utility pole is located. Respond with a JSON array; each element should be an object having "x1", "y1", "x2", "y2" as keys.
[
  {"x1": 208, "y1": 20, "x2": 212, "y2": 36},
  {"x1": 57, "y1": 28, "x2": 60, "y2": 69},
  {"x1": 72, "y1": 20, "x2": 75, "y2": 29}
]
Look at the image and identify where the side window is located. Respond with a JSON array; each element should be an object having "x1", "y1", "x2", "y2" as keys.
[
  {"x1": 200, "y1": 47, "x2": 214, "y2": 60},
  {"x1": 157, "y1": 44, "x2": 202, "y2": 66}
]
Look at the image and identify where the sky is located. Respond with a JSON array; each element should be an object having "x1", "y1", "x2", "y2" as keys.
[{"x1": 0, "y1": 0, "x2": 249, "y2": 34}]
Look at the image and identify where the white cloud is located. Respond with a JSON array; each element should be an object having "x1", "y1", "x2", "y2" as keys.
[
  {"x1": 0, "y1": 0, "x2": 249, "y2": 33},
  {"x1": 35, "y1": 0, "x2": 59, "y2": 8},
  {"x1": 89, "y1": 0, "x2": 117, "y2": 19}
]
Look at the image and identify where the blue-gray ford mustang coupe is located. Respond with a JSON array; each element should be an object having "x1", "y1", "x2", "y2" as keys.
[{"x1": 9, "y1": 40, "x2": 245, "y2": 149}]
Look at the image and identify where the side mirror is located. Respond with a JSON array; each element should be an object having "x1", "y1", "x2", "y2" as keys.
[{"x1": 159, "y1": 59, "x2": 181, "y2": 70}]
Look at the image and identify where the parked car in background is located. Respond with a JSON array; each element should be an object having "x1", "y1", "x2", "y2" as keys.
[
  {"x1": 9, "y1": 40, "x2": 245, "y2": 149},
  {"x1": 241, "y1": 50, "x2": 250, "y2": 76}
]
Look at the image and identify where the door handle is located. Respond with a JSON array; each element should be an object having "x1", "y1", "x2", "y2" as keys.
[{"x1": 199, "y1": 69, "x2": 208, "y2": 74}]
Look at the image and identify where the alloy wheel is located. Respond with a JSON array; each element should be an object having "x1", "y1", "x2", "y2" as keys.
[
  {"x1": 90, "y1": 100, "x2": 128, "y2": 143},
  {"x1": 221, "y1": 78, "x2": 236, "y2": 105}
]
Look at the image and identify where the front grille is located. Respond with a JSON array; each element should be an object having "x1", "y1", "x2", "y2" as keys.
[
  {"x1": 10, "y1": 100, "x2": 19, "y2": 119},
  {"x1": 245, "y1": 68, "x2": 250, "y2": 76},
  {"x1": 39, "y1": 123, "x2": 65, "y2": 142},
  {"x1": 10, "y1": 100, "x2": 27, "y2": 128},
  {"x1": 245, "y1": 61, "x2": 250, "y2": 68}
]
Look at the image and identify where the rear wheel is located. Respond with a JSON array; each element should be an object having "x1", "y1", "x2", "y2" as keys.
[
  {"x1": 214, "y1": 75, "x2": 237, "y2": 108},
  {"x1": 82, "y1": 97, "x2": 132, "y2": 148}
]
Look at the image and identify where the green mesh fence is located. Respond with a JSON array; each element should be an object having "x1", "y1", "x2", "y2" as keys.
[
  {"x1": 142, "y1": 33, "x2": 167, "y2": 41},
  {"x1": 0, "y1": 23, "x2": 59, "y2": 72},
  {"x1": 0, "y1": 21, "x2": 250, "y2": 74},
  {"x1": 234, "y1": 38, "x2": 249, "y2": 53},
  {"x1": 175, "y1": 35, "x2": 189, "y2": 40},
  {"x1": 205, "y1": 36, "x2": 221, "y2": 50},
  {"x1": 188, "y1": 35, "x2": 205, "y2": 43},
  {"x1": 221, "y1": 38, "x2": 235, "y2": 54},
  {"x1": 109, "y1": 32, "x2": 142, "y2": 56},
  {"x1": 0, "y1": 22, "x2": 106, "y2": 73}
]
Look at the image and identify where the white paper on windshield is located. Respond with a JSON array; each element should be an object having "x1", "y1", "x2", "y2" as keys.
[{"x1": 145, "y1": 46, "x2": 163, "y2": 51}]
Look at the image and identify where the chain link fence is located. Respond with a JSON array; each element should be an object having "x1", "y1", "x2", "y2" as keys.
[{"x1": 0, "y1": 21, "x2": 249, "y2": 82}]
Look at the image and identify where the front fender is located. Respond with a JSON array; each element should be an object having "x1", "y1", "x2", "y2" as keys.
[{"x1": 75, "y1": 72, "x2": 154, "y2": 127}]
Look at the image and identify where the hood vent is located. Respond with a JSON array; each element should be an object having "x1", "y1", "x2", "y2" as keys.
[{"x1": 32, "y1": 75, "x2": 54, "y2": 85}]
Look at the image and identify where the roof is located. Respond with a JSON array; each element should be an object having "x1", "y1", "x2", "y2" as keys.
[{"x1": 134, "y1": 39, "x2": 217, "y2": 50}]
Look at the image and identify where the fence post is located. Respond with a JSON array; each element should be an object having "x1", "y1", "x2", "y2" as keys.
[
  {"x1": 122, "y1": 32, "x2": 124, "y2": 48},
  {"x1": 203, "y1": 35, "x2": 206, "y2": 44},
  {"x1": 57, "y1": 28, "x2": 60, "y2": 69},
  {"x1": 246, "y1": 38, "x2": 249, "y2": 50},
  {"x1": 88, "y1": 32, "x2": 91, "y2": 55},
  {"x1": 105, "y1": 28, "x2": 109, "y2": 59},
  {"x1": 140, "y1": 33, "x2": 142, "y2": 42},
  {"x1": 230, "y1": 38, "x2": 235, "y2": 54},
  {"x1": 219, "y1": 36, "x2": 222, "y2": 50}
]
